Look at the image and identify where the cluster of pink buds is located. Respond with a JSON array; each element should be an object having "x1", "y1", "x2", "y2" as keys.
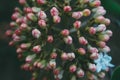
[{"x1": 6, "y1": 0, "x2": 114, "y2": 80}]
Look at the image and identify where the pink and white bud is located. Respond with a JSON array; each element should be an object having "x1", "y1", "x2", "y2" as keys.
[
  {"x1": 73, "y1": 21, "x2": 81, "y2": 29},
  {"x1": 20, "y1": 43, "x2": 31, "y2": 49},
  {"x1": 63, "y1": 6, "x2": 72, "y2": 12},
  {"x1": 13, "y1": 35, "x2": 21, "y2": 42},
  {"x1": 51, "y1": 52, "x2": 57, "y2": 59},
  {"x1": 79, "y1": 37, "x2": 88, "y2": 45},
  {"x1": 5, "y1": 30, "x2": 13, "y2": 37},
  {"x1": 88, "y1": 63, "x2": 96, "y2": 72},
  {"x1": 16, "y1": 48, "x2": 24, "y2": 54},
  {"x1": 78, "y1": 48, "x2": 86, "y2": 55},
  {"x1": 64, "y1": 36, "x2": 73, "y2": 44},
  {"x1": 11, "y1": 12, "x2": 20, "y2": 20},
  {"x1": 61, "y1": 29, "x2": 70, "y2": 36},
  {"x1": 61, "y1": 52, "x2": 68, "y2": 60},
  {"x1": 37, "y1": 62, "x2": 42, "y2": 68},
  {"x1": 32, "y1": 45, "x2": 41, "y2": 53},
  {"x1": 77, "y1": 69, "x2": 85, "y2": 78},
  {"x1": 67, "y1": 52, "x2": 75, "y2": 60},
  {"x1": 19, "y1": 0, "x2": 26, "y2": 5},
  {"x1": 15, "y1": 29, "x2": 21, "y2": 36},
  {"x1": 88, "y1": 46, "x2": 98, "y2": 53},
  {"x1": 53, "y1": 16, "x2": 61, "y2": 23},
  {"x1": 26, "y1": 54, "x2": 36, "y2": 63},
  {"x1": 99, "y1": 34, "x2": 110, "y2": 42},
  {"x1": 72, "y1": 12, "x2": 83, "y2": 19},
  {"x1": 50, "y1": 7, "x2": 59, "y2": 16},
  {"x1": 69, "y1": 65, "x2": 77, "y2": 73},
  {"x1": 38, "y1": 19, "x2": 46, "y2": 28},
  {"x1": 96, "y1": 24, "x2": 106, "y2": 32},
  {"x1": 10, "y1": 22, "x2": 17, "y2": 28},
  {"x1": 90, "y1": 52, "x2": 99, "y2": 60},
  {"x1": 97, "y1": 41, "x2": 106, "y2": 48},
  {"x1": 32, "y1": 29, "x2": 41, "y2": 38},
  {"x1": 20, "y1": 23, "x2": 28, "y2": 30},
  {"x1": 101, "y1": 46, "x2": 110, "y2": 53},
  {"x1": 37, "y1": 0, "x2": 46, "y2": 5},
  {"x1": 90, "y1": 0, "x2": 101, "y2": 7},
  {"x1": 89, "y1": 27, "x2": 96, "y2": 35},
  {"x1": 104, "y1": 18, "x2": 111, "y2": 25},
  {"x1": 83, "y1": 9, "x2": 91, "y2": 16},
  {"x1": 53, "y1": 68, "x2": 60, "y2": 75},
  {"x1": 38, "y1": 11, "x2": 47, "y2": 19},
  {"x1": 27, "y1": 13, "x2": 37, "y2": 21},
  {"x1": 24, "y1": 7, "x2": 33, "y2": 13},
  {"x1": 95, "y1": 16, "x2": 105, "y2": 23},
  {"x1": 98, "y1": 72, "x2": 105, "y2": 78},
  {"x1": 49, "y1": 60, "x2": 56, "y2": 69},
  {"x1": 9, "y1": 41, "x2": 15, "y2": 46},
  {"x1": 47, "y1": 35, "x2": 54, "y2": 43},
  {"x1": 105, "y1": 30, "x2": 113, "y2": 37}
]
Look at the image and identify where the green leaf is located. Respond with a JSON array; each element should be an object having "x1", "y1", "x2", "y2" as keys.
[{"x1": 111, "y1": 66, "x2": 120, "y2": 80}]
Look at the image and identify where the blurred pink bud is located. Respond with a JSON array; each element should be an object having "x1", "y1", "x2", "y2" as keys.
[
  {"x1": 47, "y1": 35, "x2": 54, "y2": 43},
  {"x1": 13, "y1": 35, "x2": 21, "y2": 42},
  {"x1": 64, "y1": 36, "x2": 73, "y2": 44},
  {"x1": 20, "y1": 23, "x2": 28, "y2": 30},
  {"x1": 9, "y1": 41, "x2": 15, "y2": 46},
  {"x1": 105, "y1": 30, "x2": 113, "y2": 37},
  {"x1": 20, "y1": 43, "x2": 31, "y2": 49},
  {"x1": 104, "y1": 18, "x2": 111, "y2": 25},
  {"x1": 27, "y1": 13, "x2": 37, "y2": 21},
  {"x1": 32, "y1": 45, "x2": 41, "y2": 53},
  {"x1": 5, "y1": 30, "x2": 13, "y2": 37},
  {"x1": 32, "y1": 29, "x2": 41, "y2": 38},
  {"x1": 51, "y1": 52, "x2": 57, "y2": 59},
  {"x1": 96, "y1": 24, "x2": 106, "y2": 32},
  {"x1": 72, "y1": 12, "x2": 83, "y2": 19},
  {"x1": 15, "y1": 29, "x2": 21, "y2": 35},
  {"x1": 26, "y1": 54, "x2": 36, "y2": 63},
  {"x1": 19, "y1": 0, "x2": 26, "y2": 5},
  {"x1": 89, "y1": 27, "x2": 96, "y2": 35},
  {"x1": 78, "y1": 48, "x2": 86, "y2": 55},
  {"x1": 61, "y1": 52, "x2": 68, "y2": 60},
  {"x1": 16, "y1": 48, "x2": 24, "y2": 54},
  {"x1": 24, "y1": 7, "x2": 33, "y2": 13},
  {"x1": 10, "y1": 22, "x2": 16, "y2": 28},
  {"x1": 53, "y1": 68, "x2": 60, "y2": 75},
  {"x1": 88, "y1": 46, "x2": 98, "y2": 53},
  {"x1": 99, "y1": 34, "x2": 110, "y2": 42},
  {"x1": 69, "y1": 65, "x2": 77, "y2": 73},
  {"x1": 49, "y1": 60, "x2": 56, "y2": 69},
  {"x1": 77, "y1": 69, "x2": 84, "y2": 78},
  {"x1": 73, "y1": 21, "x2": 81, "y2": 29},
  {"x1": 37, "y1": 0, "x2": 46, "y2": 5},
  {"x1": 50, "y1": 7, "x2": 59, "y2": 16},
  {"x1": 11, "y1": 12, "x2": 20, "y2": 20},
  {"x1": 90, "y1": 0, "x2": 101, "y2": 7},
  {"x1": 61, "y1": 29, "x2": 70, "y2": 36},
  {"x1": 38, "y1": 11, "x2": 47, "y2": 19},
  {"x1": 38, "y1": 19, "x2": 46, "y2": 28},
  {"x1": 95, "y1": 16, "x2": 105, "y2": 23},
  {"x1": 53, "y1": 16, "x2": 61, "y2": 23},
  {"x1": 90, "y1": 52, "x2": 99, "y2": 60},
  {"x1": 83, "y1": 9, "x2": 91, "y2": 16},
  {"x1": 67, "y1": 52, "x2": 75, "y2": 60},
  {"x1": 98, "y1": 72, "x2": 105, "y2": 78},
  {"x1": 88, "y1": 63, "x2": 96, "y2": 72},
  {"x1": 79, "y1": 37, "x2": 88, "y2": 45},
  {"x1": 101, "y1": 46, "x2": 110, "y2": 53},
  {"x1": 64, "y1": 6, "x2": 72, "y2": 12},
  {"x1": 97, "y1": 41, "x2": 106, "y2": 48}
]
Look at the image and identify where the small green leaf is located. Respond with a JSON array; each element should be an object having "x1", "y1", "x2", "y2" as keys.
[{"x1": 111, "y1": 66, "x2": 120, "y2": 80}]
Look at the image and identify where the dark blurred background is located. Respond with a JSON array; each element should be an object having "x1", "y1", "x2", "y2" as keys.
[{"x1": 0, "y1": 0, "x2": 120, "y2": 80}]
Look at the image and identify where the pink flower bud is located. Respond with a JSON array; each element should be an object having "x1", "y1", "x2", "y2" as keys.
[
  {"x1": 64, "y1": 36, "x2": 73, "y2": 44},
  {"x1": 16, "y1": 48, "x2": 24, "y2": 54},
  {"x1": 79, "y1": 37, "x2": 88, "y2": 45},
  {"x1": 88, "y1": 46, "x2": 98, "y2": 53},
  {"x1": 90, "y1": 0, "x2": 101, "y2": 7},
  {"x1": 105, "y1": 30, "x2": 113, "y2": 37},
  {"x1": 97, "y1": 41, "x2": 106, "y2": 48},
  {"x1": 61, "y1": 52, "x2": 68, "y2": 60},
  {"x1": 47, "y1": 35, "x2": 54, "y2": 43},
  {"x1": 9, "y1": 41, "x2": 15, "y2": 46},
  {"x1": 20, "y1": 43, "x2": 31, "y2": 49},
  {"x1": 32, "y1": 29, "x2": 41, "y2": 38},
  {"x1": 38, "y1": 11, "x2": 47, "y2": 19},
  {"x1": 26, "y1": 54, "x2": 36, "y2": 63},
  {"x1": 101, "y1": 46, "x2": 110, "y2": 53},
  {"x1": 50, "y1": 7, "x2": 59, "y2": 16},
  {"x1": 104, "y1": 18, "x2": 111, "y2": 25},
  {"x1": 32, "y1": 45, "x2": 41, "y2": 53},
  {"x1": 98, "y1": 72, "x2": 105, "y2": 78},
  {"x1": 95, "y1": 16, "x2": 105, "y2": 23},
  {"x1": 11, "y1": 12, "x2": 20, "y2": 20},
  {"x1": 53, "y1": 68, "x2": 60, "y2": 75},
  {"x1": 63, "y1": 6, "x2": 72, "y2": 12},
  {"x1": 38, "y1": 19, "x2": 46, "y2": 28},
  {"x1": 13, "y1": 35, "x2": 21, "y2": 42},
  {"x1": 53, "y1": 16, "x2": 61, "y2": 23},
  {"x1": 88, "y1": 63, "x2": 96, "y2": 72},
  {"x1": 27, "y1": 13, "x2": 37, "y2": 21},
  {"x1": 78, "y1": 48, "x2": 86, "y2": 55},
  {"x1": 15, "y1": 29, "x2": 21, "y2": 35},
  {"x1": 5, "y1": 30, "x2": 13, "y2": 37},
  {"x1": 89, "y1": 27, "x2": 96, "y2": 35},
  {"x1": 99, "y1": 34, "x2": 110, "y2": 42},
  {"x1": 37, "y1": 0, "x2": 46, "y2": 5},
  {"x1": 19, "y1": 0, "x2": 26, "y2": 5},
  {"x1": 67, "y1": 53, "x2": 75, "y2": 60},
  {"x1": 51, "y1": 52, "x2": 57, "y2": 59},
  {"x1": 72, "y1": 12, "x2": 83, "y2": 19},
  {"x1": 77, "y1": 69, "x2": 84, "y2": 78},
  {"x1": 20, "y1": 23, "x2": 28, "y2": 30},
  {"x1": 83, "y1": 9, "x2": 91, "y2": 16},
  {"x1": 24, "y1": 7, "x2": 33, "y2": 13},
  {"x1": 37, "y1": 62, "x2": 42, "y2": 68},
  {"x1": 90, "y1": 52, "x2": 99, "y2": 59},
  {"x1": 96, "y1": 24, "x2": 106, "y2": 32},
  {"x1": 61, "y1": 29, "x2": 70, "y2": 36},
  {"x1": 73, "y1": 21, "x2": 81, "y2": 29},
  {"x1": 10, "y1": 22, "x2": 16, "y2": 28},
  {"x1": 49, "y1": 60, "x2": 56, "y2": 69},
  {"x1": 69, "y1": 65, "x2": 77, "y2": 73}
]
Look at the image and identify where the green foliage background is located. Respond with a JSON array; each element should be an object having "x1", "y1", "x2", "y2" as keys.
[{"x1": 0, "y1": 0, "x2": 120, "y2": 80}]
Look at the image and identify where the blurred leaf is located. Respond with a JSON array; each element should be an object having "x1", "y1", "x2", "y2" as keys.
[
  {"x1": 101, "y1": 0, "x2": 120, "y2": 15},
  {"x1": 111, "y1": 66, "x2": 120, "y2": 80}
]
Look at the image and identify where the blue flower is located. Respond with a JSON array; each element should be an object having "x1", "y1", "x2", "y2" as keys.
[{"x1": 94, "y1": 52, "x2": 114, "y2": 72}]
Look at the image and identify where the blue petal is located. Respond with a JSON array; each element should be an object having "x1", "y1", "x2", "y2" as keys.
[
  {"x1": 107, "y1": 63, "x2": 114, "y2": 67},
  {"x1": 96, "y1": 63, "x2": 102, "y2": 72},
  {"x1": 103, "y1": 53, "x2": 112, "y2": 62}
]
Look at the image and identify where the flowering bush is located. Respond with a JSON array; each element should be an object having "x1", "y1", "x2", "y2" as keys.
[{"x1": 6, "y1": 0, "x2": 114, "y2": 80}]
